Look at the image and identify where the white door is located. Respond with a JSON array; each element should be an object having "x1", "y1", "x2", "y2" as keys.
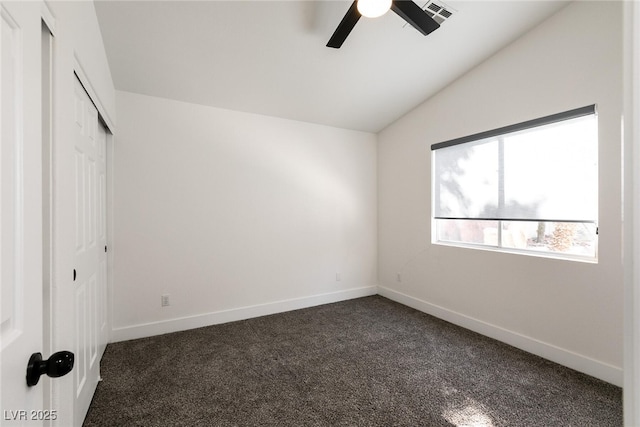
[
  {"x1": 68, "y1": 76, "x2": 106, "y2": 426},
  {"x1": 0, "y1": 1, "x2": 45, "y2": 424}
]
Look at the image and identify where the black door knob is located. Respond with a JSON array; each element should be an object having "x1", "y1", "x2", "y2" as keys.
[{"x1": 26, "y1": 351, "x2": 74, "y2": 387}]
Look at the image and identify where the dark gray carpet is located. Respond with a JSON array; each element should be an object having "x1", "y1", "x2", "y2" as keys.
[{"x1": 84, "y1": 296, "x2": 622, "y2": 426}]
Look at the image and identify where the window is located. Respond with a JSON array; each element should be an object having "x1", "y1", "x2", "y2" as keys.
[{"x1": 431, "y1": 105, "x2": 598, "y2": 261}]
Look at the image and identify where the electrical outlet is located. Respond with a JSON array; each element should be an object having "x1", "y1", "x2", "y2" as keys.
[
  {"x1": 161, "y1": 294, "x2": 170, "y2": 307},
  {"x1": 336, "y1": 272, "x2": 341, "y2": 282},
  {"x1": 396, "y1": 273, "x2": 402, "y2": 282}
]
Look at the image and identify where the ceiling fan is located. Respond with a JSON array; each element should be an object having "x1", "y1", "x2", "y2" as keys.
[{"x1": 327, "y1": 0, "x2": 440, "y2": 49}]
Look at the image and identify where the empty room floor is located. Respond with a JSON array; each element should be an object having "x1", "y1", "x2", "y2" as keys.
[{"x1": 84, "y1": 296, "x2": 621, "y2": 426}]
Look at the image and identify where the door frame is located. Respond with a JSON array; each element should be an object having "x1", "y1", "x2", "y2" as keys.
[
  {"x1": 41, "y1": 7, "x2": 56, "y2": 421},
  {"x1": 623, "y1": 1, "x2": 640, "y2": 426}
]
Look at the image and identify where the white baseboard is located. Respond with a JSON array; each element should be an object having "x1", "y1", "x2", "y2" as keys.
[
  {"x1": 111, "y1": 286, "x2": 377, "y2": 343},
  {"x1": 377, "y1": 285, "x2": 623, "y2": 387}
]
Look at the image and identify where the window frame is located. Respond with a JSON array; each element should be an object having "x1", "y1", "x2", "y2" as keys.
[{"x1": 431, "y1": 105, "x2": 598, "y2": 262}]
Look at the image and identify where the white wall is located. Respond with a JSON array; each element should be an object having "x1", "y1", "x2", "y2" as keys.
[
  {"x1": 112, "y1": 91, "x2": 377, "y2": 341},
  {"x1": 378, "y1": 1, "x2": 623, "y2": 385}
]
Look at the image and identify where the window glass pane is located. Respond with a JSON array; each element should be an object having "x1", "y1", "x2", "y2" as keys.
[
  {"x1": 436, "y1": 219, "x2": 499, "y2": 245},
  {"x1": 502, "y1": 116, "x2": 597, "y2": 221},
  {"x1": 500, "y1": 221, "x2": 597, "y2": 258},
  {"x1": 435, "y1": 219, "x2": 597, "y2": 259},
  {"x1": 434, "y1": 140, "x2": 498, "y2": 218}
]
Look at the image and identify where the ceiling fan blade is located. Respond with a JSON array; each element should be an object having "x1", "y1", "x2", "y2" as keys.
[
  {"x1": 327, "y1": 1, "x2": 361, "y2": 49},
  {"x1": 391, "y1": 0, "x2": 440, "y2": 36}
]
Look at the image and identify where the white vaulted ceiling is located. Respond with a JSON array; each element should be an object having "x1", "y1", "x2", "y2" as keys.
[{"x1": 94, "y1": 0, "x2": 569, "y2": 133}]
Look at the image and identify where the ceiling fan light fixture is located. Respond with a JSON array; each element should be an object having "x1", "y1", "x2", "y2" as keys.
[{"x1": 357, "y1": 0, "x2": 392, "y2": 18}]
